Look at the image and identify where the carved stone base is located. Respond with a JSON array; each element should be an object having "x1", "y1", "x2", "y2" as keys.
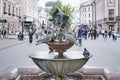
[{"x1": 0, "y1": 67, "x2": 120, "y2": 80}]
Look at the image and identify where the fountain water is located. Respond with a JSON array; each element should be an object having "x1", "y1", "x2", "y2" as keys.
[{"x1": 29, "y1": 8, "x2": 92, "y2": 80}]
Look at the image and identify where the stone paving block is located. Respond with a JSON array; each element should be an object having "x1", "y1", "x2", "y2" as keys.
[
  {"x1": 1, "y1": 67, "x2": 120, "y2": 80},
  {"x1": 0, "y1": 67, "x2": 19, "y2": 80},
  {"x1": 79, "y1": 67, "x2": 104, "y2": 75},
  {"x1": 17, "y1": 68, "x2": 42, "y2": 75},
  {"x1": 104, "y1": 72, "x2": 120, "y2": 80}
]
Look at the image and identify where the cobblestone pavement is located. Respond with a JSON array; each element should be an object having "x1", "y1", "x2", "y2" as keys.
[{"x1": 0, "y1": 35, "x2": 120, "y2": 72}]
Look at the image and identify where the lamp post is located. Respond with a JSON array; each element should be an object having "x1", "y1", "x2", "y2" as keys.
[{"x1": 20, "y1": 18, "x2": 25, "y2": 40}]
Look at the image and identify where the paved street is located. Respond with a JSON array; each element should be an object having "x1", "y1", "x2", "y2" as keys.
[{"x1": 0, "y1": 36, "x2": 120, "y2": 72}]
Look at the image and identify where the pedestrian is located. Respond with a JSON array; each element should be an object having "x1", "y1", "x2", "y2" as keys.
[
  {"x1": 90, "y1": 28, "x2": 94, "y2": 40},
  {"x1": 39, "y1": 26, "x2": 46, "y2": 40},
  {"x1": 84, "y1": 28, "x2": 87, "y2": 40},
  {"x1": 29, "y1": 28, "x2": 35, "y2": 43},
  {"x1": 108, "y1": 30, "x2": 111, "y2": 38},
  {"x1": 101, "y1": 28, "x2": 105, "y2": 38},
  {"x1": 1, "y1": 27, "x2": 6, "y2": 39},
  {"x1": 111, "y1": 29, "x2": 117, "y2": 41},
  {"x1": 35, "y1": 29, "x2": 40, "y2": 40},
  {"x1": 77, "y1": 26, "x2": 83, "y2": 46},
  {"x1": 104, "y1": 28, "x2": 108, "y2": 41},
  {"x1": 93, "y1": 28, "x2": 97, "y2": 40}
]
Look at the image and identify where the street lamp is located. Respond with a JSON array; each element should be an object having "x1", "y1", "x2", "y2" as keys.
[{"x1": 20, "y1": 16, "x2": 25, "y2": 40}]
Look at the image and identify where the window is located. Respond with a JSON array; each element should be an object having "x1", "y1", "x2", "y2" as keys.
[
  {"x1": 88, "y1": 7, "x2": 90, "y2": 11},
  {"x1": 3, "y1": 3, "x2": 7, "y2": 14},
  {"x1": 85, "y1": 8, "x2": 86, "y2": 12},
  {"x1": 16, "y1": 8, "x2": 18, "y2": 17},
  {"x1": 89, "y1": 13, "x2": 90, "y2": 18},
  {"x1": 8, "y1": 5, "x2": 11, "y2": 15},
  {"x1": 109, "y1": 9, "x2": 114, "y2": 20},
  {"x1": 19, "y1": 8, "x2": 20, "y2": 16},
  {"x1": 12, "y1": 7, "x2": 15, "y2": 16}
]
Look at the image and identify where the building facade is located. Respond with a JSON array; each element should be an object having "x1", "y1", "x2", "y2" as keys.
[
  {"x1": 21, "y1": 0, "x2": 39, "y2": 32},
  {"x1": 0, "y1": 0, "x2": 21, "y2": 34},
  {"x1": 80, "y1": 0, "x2": 93, "y2": 28},
  {"x1": 92, "y1": 0, "x2": 120, "y2": 33},
  {"x1": 0, "y1": 0, "x2": 39, "y2": 34},
  {"x1": 38, "y1": 0, "x2": 56, "y2": 28}
]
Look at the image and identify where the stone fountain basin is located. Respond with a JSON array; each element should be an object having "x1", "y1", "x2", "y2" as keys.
[{"x1": 29, "y1": 51, "x2": 91, "y2": 77}]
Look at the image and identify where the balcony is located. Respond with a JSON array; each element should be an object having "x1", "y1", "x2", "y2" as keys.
[
  {"x1": 104, "y1": 18, "x2": 116, "y2": 24},
  {"x1": 109, "y1": 17, "x2": 114, "y2": 20}
]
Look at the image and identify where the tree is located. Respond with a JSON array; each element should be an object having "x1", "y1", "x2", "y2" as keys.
[{"x1": 49, "y1": 0, "x2": 74, "y2": 28}]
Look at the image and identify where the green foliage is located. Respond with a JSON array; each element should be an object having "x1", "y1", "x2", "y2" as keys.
[
  {"x1": 49, "y1": 0, "x2": 74, "y2": 27},
  {"x1": 49, "y1": 0, "x2": 63, "y2": 16}
]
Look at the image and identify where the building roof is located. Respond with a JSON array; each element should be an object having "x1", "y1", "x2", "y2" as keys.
[{"x1": 81, "y1": 0, "x2": 93, "y2": 7}]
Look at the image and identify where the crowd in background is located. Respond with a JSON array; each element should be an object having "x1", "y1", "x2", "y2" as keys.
[{"x1": 0, "y1": 25, "x2": 118, "y2": 45}]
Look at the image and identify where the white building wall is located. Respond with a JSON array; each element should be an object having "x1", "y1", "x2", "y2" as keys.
[
  {"x1": 1, "y1": 0, "x2": 21, "y2": 34},
  {"x1": 96, "y1": 0, "x2": 105, "y2": 21},
  {"x1": 26, "y1": 0, "x2": 38, "y2": 19},
  {"x1": 0, "y1": 0, "x2": 2, "y2": 19},
  {"x1": 80, "y1": 4, "x2": 92, "y2": 27},
  {"x1": 92, "y1": 0, "x2": 119, "y2": 32}
]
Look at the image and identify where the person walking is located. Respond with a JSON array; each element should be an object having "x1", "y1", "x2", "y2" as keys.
[
  {"x1": 29, "y1": 28, "x2": 35, "y2": 43},
  {"x1": 1, "y1": 27, "x2": 6, "y2": 39},
  {"x1": 111, "y1": 29, "x2": 117, "y2": 41},
  {"x1": 77, "y1": 26, "x2": 83, "y2": 46},
  {"x1": 93, "y1": 28, "x2": 97, "y2": 40},
  {"x1": 108, "y1": 30, "x2": 112, "y2": 38},
  {"x1": 101, "y1": 28, "x2": 105, "y2": 38},
  {"x1": 104, "y1": 28, "x2": 108, "y2": 41},
  {"x1": 90, "y1": 28, "x2": 94, "y2": 40}
]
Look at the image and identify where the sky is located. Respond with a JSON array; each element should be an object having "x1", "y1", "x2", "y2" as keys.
[{"x1": 38, "y1": 0, "x2": 89, "y2": 8}]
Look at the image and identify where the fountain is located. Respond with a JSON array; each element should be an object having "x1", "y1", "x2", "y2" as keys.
[{"x1": 29, "y1": 8, "x2": 92, "y2": 80}]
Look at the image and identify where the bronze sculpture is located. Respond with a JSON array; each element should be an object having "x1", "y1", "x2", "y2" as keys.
[{"x1": 29, "y1": 8, "x2": 92, "y2": 80}]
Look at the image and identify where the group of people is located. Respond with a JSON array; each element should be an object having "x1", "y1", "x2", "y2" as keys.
[
  {"x1": 101, "y1": 28, "x2": 117, "y2": 41},
  {"x1": 74, "y1": 26, "x2": 118, "y2": 46},
  {"x1": 28, "y1": 25, "x2": 118, "y2": 48}
]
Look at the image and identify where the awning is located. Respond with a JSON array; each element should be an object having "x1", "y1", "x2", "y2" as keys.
[
  {"x1": 115, "y1": 16, "x2": 120, "y2": 21},
  {"x1": 0, "y1": 19, "x2": 7, "y2": 23}
]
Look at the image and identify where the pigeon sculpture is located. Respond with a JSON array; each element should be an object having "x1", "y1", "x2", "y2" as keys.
[
  {"x1": 64, "y1": 33, "x2": 80, "y2": 46},
  {"x1": 83, "y1": 48, "x2": 90, "y2": 59},
  {"x1": 36, "y1": 32, "x2": 54, "y2": 45}
]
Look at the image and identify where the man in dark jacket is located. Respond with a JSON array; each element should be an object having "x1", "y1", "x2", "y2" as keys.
[{"x1": 1, "y1": 28, "x2": 6, "y2": 39}]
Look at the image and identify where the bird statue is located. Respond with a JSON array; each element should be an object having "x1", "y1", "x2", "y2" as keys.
[
  {"x1": 36, "y1": 32, "x2": 54, "y2": 45},
  {"x1": 64, "y1": 33, "x2": 80, "y2": 46},
  {"x1": 83, "y1": 48, "x2": 90, "y2": 59}
]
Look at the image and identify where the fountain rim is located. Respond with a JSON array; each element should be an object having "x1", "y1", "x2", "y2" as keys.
[{"x1": 29, "y1": 53, "x2": 92, "y2": 61}]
